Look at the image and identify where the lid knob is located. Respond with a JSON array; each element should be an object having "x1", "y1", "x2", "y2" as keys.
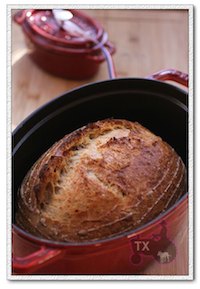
[{"x1": 52, "y1": 9, "x2": 95, "y2": 41}]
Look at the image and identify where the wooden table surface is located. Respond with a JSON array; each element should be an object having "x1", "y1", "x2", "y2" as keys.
[{"x1": 12, "y1": 9, "x2": 189, "y2": 276}]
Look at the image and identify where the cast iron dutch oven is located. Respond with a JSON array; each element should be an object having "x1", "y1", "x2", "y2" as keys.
[{"x1": 12, "y1": 62, "x2": 188, "y2": 274}]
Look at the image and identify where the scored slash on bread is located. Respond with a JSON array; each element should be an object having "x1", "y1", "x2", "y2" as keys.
[{"x1": 16, "y1": 119, "x2": 186, "y2": 242}]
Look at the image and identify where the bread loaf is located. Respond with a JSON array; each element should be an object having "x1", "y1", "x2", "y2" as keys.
[{"x1": 16, "y1": 119, "x2": 186, "y2": 242}]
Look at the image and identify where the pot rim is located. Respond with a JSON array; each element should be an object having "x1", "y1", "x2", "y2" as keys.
[
  {"x1": 13, "y1": 193, "x2": 188, "y2": 248},
  {"x1": 23, "y1": 23, "x2": 108, "y2": 56},
  {"x1": 12, "y1": 77, "x2": 188, "y2": 138}
]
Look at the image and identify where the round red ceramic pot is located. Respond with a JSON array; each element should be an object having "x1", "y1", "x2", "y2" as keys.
[
  {"x1": 13, "y1": 9, "x2": 115, "y2": 80},
  {"x1": 12, "y1": 69, "x2": 188, "y2": 275},
  {"x1": 12, "y1": 195, "x2": 187, "y2": 274}
]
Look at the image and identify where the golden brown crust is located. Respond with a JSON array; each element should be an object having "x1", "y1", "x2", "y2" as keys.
[{"x1": 16, "y1": 119, "x2": 186, "y2": 242}]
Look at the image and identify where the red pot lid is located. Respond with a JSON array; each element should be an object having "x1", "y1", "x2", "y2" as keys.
[{"x1": 16, "y1": 9, "x2": 106, "y2": 51}]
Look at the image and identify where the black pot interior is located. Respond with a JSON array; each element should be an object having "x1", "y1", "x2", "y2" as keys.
[{"x1": 12, "y1": 78, "x2": 188, "y2": 222}]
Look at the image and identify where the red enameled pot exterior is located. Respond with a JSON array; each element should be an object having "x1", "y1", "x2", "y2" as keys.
[
  {"x1": 13, "y1": 9, "x2": 115, "y2": 80},
  {"x1": 12, "y1": 195, "x2": 188, "y2": 274}
]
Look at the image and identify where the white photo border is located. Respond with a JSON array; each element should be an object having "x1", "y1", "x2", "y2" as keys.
[{"x1": 7, "y1": 3, "x2": 193, "y2": 281}]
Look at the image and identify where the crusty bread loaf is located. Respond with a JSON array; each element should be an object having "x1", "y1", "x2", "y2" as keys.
[{"x1": 16, "y1": 119, "x2": 186, "y2": 242}]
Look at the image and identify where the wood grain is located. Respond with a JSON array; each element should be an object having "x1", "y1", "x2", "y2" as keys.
[{"x1": 11, "y1": 9, "x2": 189, "y2": 275}]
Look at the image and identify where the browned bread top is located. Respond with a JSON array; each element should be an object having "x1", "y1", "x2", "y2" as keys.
[{"x1": 16, "y1": 119, "x2": 186, "y2": 242}]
